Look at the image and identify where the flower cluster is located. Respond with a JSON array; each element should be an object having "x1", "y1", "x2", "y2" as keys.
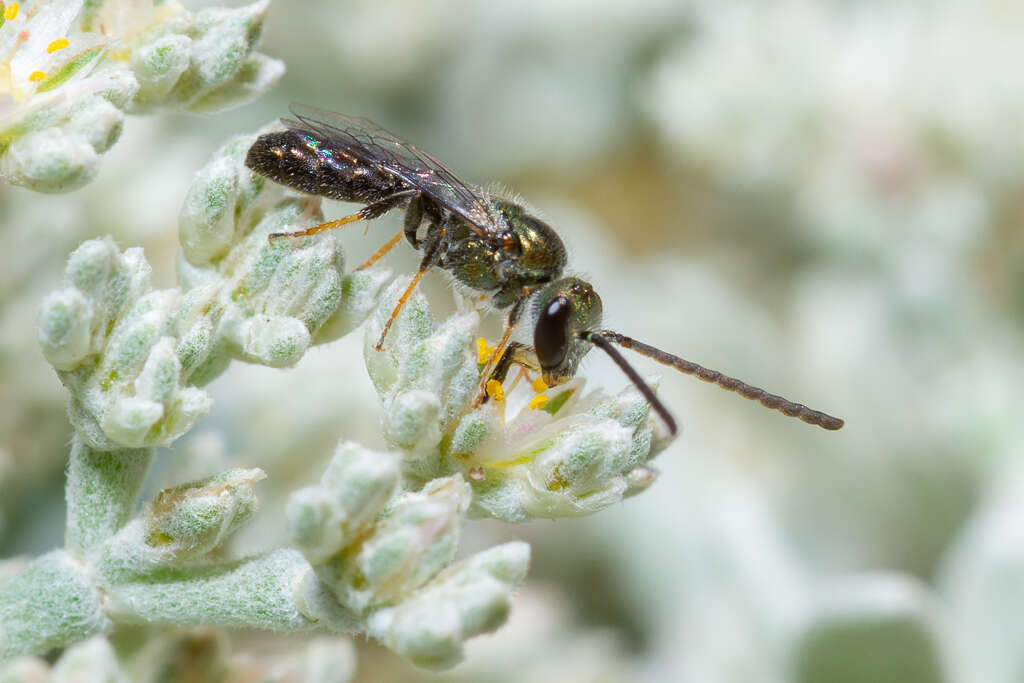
[
  {"x1": 0, "y1": 0, "x2": 281, "y2": 192},
  {"x1": 6, "y1": 118, "x2": 676, "y2": 673},
  {"x1": 37, "y1": 131, "x2": 386, "y2": 449},
  {"x1": 365, "y1": 278, "x2": 673, "y2": 522},
  {"x1": 289, "y1": 442, "x2": 531, "y2": 670}
]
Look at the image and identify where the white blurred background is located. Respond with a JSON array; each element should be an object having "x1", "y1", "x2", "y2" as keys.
[{"x1": 2, "y1": 1, "x2": 1024, "y2": 681}]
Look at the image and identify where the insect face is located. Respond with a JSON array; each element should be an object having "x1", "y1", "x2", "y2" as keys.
[{"x1": 530, "y1": 278, "x2": 602, "y2": 386}]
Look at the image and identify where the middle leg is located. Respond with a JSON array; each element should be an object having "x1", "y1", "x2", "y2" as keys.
[
  {"x1": 356, "y1": 230, "x2": 404, "y2": 271},
  {"x1": 373, "y1": 228, "x2": 446, "y2": 351}
]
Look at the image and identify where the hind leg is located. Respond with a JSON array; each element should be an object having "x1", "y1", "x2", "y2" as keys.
[{"x1": 268, "y1": 190, "x2": 417, "y2": 242}]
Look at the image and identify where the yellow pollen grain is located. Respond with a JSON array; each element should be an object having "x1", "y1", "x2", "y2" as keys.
[
  {"x1": 532, "y1": 377, "x2": 547, "y2": 393},
  {"x1": 485, "y1": 379, "x2": 505, "y2": 402},
  {"x1": 28, "y1": 70, "x2": 45, "y2": 82},
  {"x1": 46, "y1": 37, "x2": 69, "y2": 53},
  {"x1": 4, "y1": 2, "x2": 18, "y2": 20},
  {"x1": 528, "y1": 393, "x2": 548, "y2": 410},
  {"x1": 476, "y1": 337, "x2": 492, "y2": 364}
]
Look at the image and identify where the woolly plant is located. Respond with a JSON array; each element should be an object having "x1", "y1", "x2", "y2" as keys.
[
  {"x1": 0, "y1": 0, "x2": 281, "y2": 193},
  {"x1": 0, "y1": 126, "x2": 673, "y2": 676}
]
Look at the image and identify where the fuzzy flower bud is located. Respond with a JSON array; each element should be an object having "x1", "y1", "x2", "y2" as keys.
[
  {"x1": 318, "y1": 475, "x2": 472, "y2": 613},
  {"x1": 99, "y1": 468, "x2": 264, "y2": 575},
  {"x1": 144, "y1": 468, "x2": 264, "y2": 559},
  {"x1": 290, "y1": 440, "x2": 531, "y2": 669},
  {"x1": 178, "y1": 133, "x2": 387, "y2": 371},
  {"x1": 288, "y1": 442, "x2": 401, "y2": 564},
  {"x1": 365, "y1": 278, "x2": 481, "y2": 479},
  {"x1": 368, "y1": 542, "x2": 531, "y2": 670},
  {"x1": 1, "y1": 0, "x2": 280, "y2": 192},
  {"x1": 39, "y1": 238, "x2": 212, "y2": 450}
]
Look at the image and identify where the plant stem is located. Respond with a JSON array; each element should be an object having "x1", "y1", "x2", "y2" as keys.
[
  {"x1": 65, "y1": 437, "x2": 154, "y2": 559},
  {"x1": 103, "y1": 549, "x2": 324, "y2": 632},
  {"x1": 0, "y1": 551, "x2": 109, "y2": 660}
]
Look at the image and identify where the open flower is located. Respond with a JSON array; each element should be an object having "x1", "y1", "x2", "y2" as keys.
[
  {"x1": 366, "y1": 278, "x2": 676, "y2": 522},
  {"x1": 0, "y1": 0, "x2": 280, "y2": 192}
]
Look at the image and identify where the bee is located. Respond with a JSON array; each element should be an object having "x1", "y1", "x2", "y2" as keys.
[{"x1": 245, "y1": 105, "x2": 844, "y2": 434}]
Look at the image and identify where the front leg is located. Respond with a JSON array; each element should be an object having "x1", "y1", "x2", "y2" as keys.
[
  {"x1": 479, "y1": 342, "x2": 540, "y2": 404},
  {"x1": 472, "y1": 291, "x2": 528, "y2": 408}
]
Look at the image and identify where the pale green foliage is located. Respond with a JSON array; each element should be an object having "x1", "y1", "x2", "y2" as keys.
[
  {"x1": 102, "y1": 467, "x2": 265, "y2": 572},
  {"x1": 39, "y1": 237, "x2": 212, "y2": 449},
  {"x1": 0, "y1": 550, "x2": 109, "y2": 660},
  {"x1": 105, "y1": 548, "x2": 316, "y2": 630},
  {"x1": 12, "y1": 106, "x2": 672, "y2": 670},
  {"x1": 7, "y1": 117, "x2": 569, "y2": 672},
  {"x1": 366, "y1": 278, "x2": 673, "y2": 522},
  {"x1": 64, "y1": 440, "x2": 152, "y2": 556},
  {"x1": 792, "y1": 575, "x2": 949, "y2": 683},
  {"x1": 367, "y1": 542, "x2": 531, "y2": 670},
  {"x1": 289, "y1": 442, "x2": 531, "y2": 669},
  {"x1": 0, "y1": 630, "x2": 358, "y2": 682},
  {"x1": 0, "y1": 0, "x2": 282, "y2": 193},
  {"x1": 37, "y1": 132, "x2": 386, "y2": 450}
]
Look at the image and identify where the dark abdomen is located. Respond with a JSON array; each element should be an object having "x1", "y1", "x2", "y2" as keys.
[{"x1": 245, "y1": 130, "x2": 407, "y2": 204}]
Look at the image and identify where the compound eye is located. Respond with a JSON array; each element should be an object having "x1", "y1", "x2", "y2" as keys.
[{"x1": 534, "y1": 296, "x2": 570, "y2": 371}]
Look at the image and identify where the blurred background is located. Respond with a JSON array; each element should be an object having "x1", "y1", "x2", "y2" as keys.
[{"x1": 3, "y1": 0, "x2": 1024, "y2": 681}]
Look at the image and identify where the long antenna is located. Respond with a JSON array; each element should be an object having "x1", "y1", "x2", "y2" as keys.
[
  {"x1": 595, "y1": 330, "x2": 844, "y2": 431},
  {"x1": 581, "y1": 332, "x2": 678, "y2": 435}
]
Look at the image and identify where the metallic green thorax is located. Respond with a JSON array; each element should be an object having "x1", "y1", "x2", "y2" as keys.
[{"x1": 438, "y1": 198, "x2": 568, "y2": 307}]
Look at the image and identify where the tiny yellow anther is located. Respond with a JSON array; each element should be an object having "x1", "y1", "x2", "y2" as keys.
[
  {"x1": 486, "y1": 379, "x2": 505, "y2": 402},
  {"x1": 47, "y1": 38, "x2": 69, "y2": 53},
  {"x1": 28, "y1": 70, "x2": 45, "y2": 82},
  {"x1": 531, "y1": 377, "x2": 548, "y2": 393},
  {"x1": 476, "y1": 337, "x2": 491, "y2": 365},
  {"x1": 4, "y1": 2, "x2": 18, "y2": 20},
  {"x1": 528, "y1": 393, "x2": 549, "y2": 410}
]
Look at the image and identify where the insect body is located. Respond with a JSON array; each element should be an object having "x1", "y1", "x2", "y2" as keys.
[{"x1": 246, "y1": 105, "x2": 844, "y2": 434}]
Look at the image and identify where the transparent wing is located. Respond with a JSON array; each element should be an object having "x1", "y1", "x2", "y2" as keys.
[{"x1": 285, "y1": 104, "x2": 496, "y2": 235}]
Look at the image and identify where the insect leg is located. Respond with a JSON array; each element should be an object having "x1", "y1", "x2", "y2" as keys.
[
  {"x1": 373, "y1": 230, "x2": 446, "y2": 351},
  {"x1": 356, "y1": 230, "x2": 404, "y2": 271},
  {"x1": 268, "y1": 212, "x2": 364, "y2": 242},
  {"x1": 268, "y1": 190, "x2": 416, "y2": 243},
  {"x1": 479, "y1": 342, "x2": 537, "y2": 404},
  {"x1": 472, "y1": 292, "x2": 528, "y2": 408}
]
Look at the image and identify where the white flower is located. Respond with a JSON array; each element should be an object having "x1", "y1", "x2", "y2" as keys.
[
  {"x1": 366, "y1": 278, "x2": 675, "y2": 522},
  {"x1": 0, "y1": 0, "x2": 281, "y2": 192}
]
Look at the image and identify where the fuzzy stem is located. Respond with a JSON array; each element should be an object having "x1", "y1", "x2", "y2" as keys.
[
  {"x1": 102, "y1": 549, "x2": 333, "y2": 632},
  {"x1": 65, "y1": 436, "x2": 154, "y2": 559},
  {"x1": 0, "y1": 551, "x2": 110, "y2": 660}
]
